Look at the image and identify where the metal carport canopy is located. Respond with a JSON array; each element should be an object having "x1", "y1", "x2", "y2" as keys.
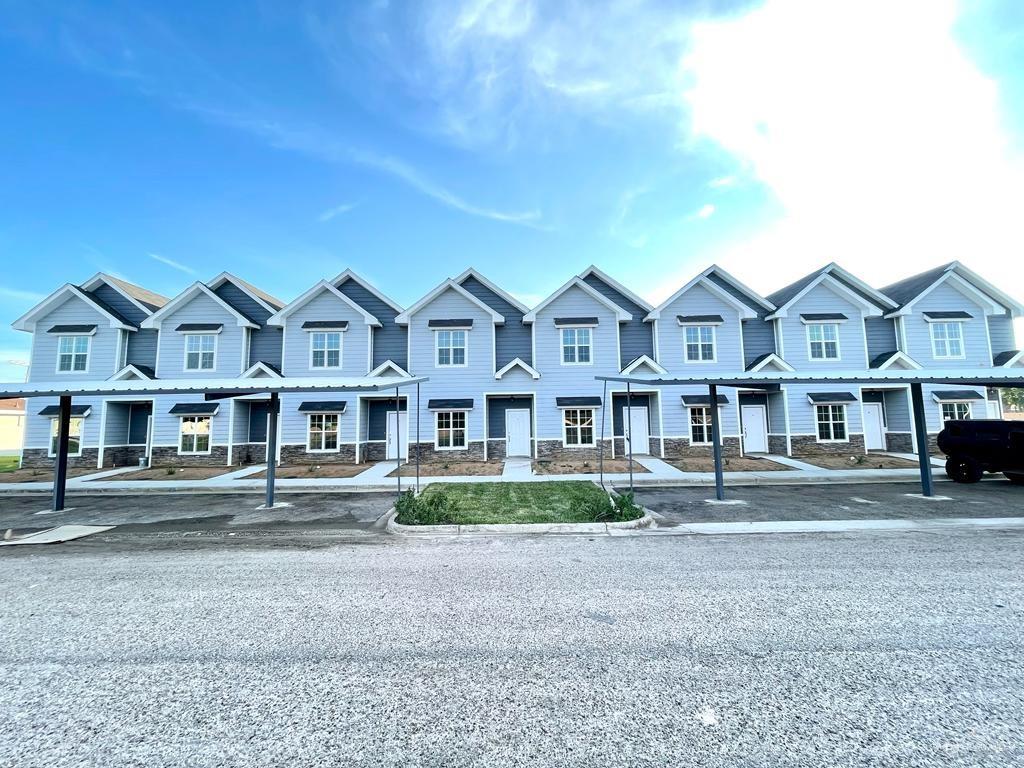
[
  {"x1": 0, "y1": 375, "x2": 430, "y2": 513},
  {"x1": 596, "y1": 368, "x2": 1024, "y2": 501}
]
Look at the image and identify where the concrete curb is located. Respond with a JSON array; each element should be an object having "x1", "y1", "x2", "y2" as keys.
[{"x1": 386, "y1": 509, "x2": 656, "y2": 536}]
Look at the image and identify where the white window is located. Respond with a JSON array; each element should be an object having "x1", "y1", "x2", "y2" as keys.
[
  {"x1": 307, "y1": 413, "x2": 340, "y2": 451},
  {"x1": 807, "y1": 323, "x2": 840, "y2": 360},
  {"x1": 57, "y1": 336, "x2": 90, "y2": 373},
  {"x1": 689, "y1": 407, "x2": 712, "y2": 444},
  {"x1": 310, "y1": 332, "x2": 342, "y2": 369},
  {"x1": 563, "y1": 408, "x2": 595, "y2": 446},
  {"x1": 49, "y1": 417, "x2": 83, "y2": 457},
  {"x1": 684, "y1": 326, "x2": 716, "y2": 362},
  {"x1": 931, "y1": 322, "x2": 964, "y2": 359},
  {"x1": 561, "y1": 328, "x2": 592, "y2": 365},
  {"x1": 435, "y1": 411, "x2": 467, "y2": 449},
  {"x1": 941, "y1": 402, "x2": 971, "y2": 422},
  {"x1": 184, "y1": 334, "x2": 216, "y2": 371},
  {"x1": 436, "y1": 330, "x2": 467, "y2": 367},
  {"x1": 179, "y1": 416, "x2": 211, "y2": 454},
  {"x1": 816, "y1": 405, "x2": 847, "y2": 441}
]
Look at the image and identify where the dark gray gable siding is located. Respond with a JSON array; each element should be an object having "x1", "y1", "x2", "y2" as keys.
[
  {"x1": 486, "y1": 395, "x2": 533, "y2": 439},
  {"x1": 214, "y1": 281, "x2": 283, "y2": 369},
  {"x1": 459, "y1": 275, "x2": 532, "y2": 367},
  {"x1": 705, "y1": 272, "x2": 765, "y2": 312},
  {"x1": 988, "y1": 315, "x2": 1016, "y2": 354},
  {"x1": 91, "y1": 278, "x2": 160, "y2": 368},
  {"x1": 88, "y1": 283, "x2": 148, "y2": 326},
  {"x1": 581, "y1": 274, "x2": 653, "y2": 368},
  {"x1": 336, "y1": 278, "x2": 408, "y2": 369},
  {"x1": 127, "y1": 329, "x2": 159, "y2": 370},
  {"x1": 740, "y1": 318, "x2": 776, "y2": 368},
  {"x1": 865, "y1": 317, "x2": 898, "y2": 359},
  {"x1": 830, "y1": 274, "x2": 889, "y2": 310}
]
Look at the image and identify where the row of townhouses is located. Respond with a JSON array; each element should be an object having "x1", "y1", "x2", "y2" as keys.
[{"x1": 10, "y1": 262, "x2": 1023, "y2": 469}]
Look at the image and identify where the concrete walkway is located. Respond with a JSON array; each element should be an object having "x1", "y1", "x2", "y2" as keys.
[{"x1": 648, "y1": 516, "x2": 1024, "y2": 536}]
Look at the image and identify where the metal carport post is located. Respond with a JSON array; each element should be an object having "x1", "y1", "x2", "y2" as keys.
[{"x1": 51, "y1": 395, "x2": 72, "y2": 512}]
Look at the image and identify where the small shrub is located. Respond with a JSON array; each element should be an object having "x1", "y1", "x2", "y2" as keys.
[
  {"x1": 608, "y1": 491, "x2": 644, "y2": 523},
  {"x1": 165, "y1": 467, "x2": 176, "y2": 476},
  {"x1": 853, "y1": 455, "x2": 866, "y2": 465},
  {"x1": 395, "y1": 489, "x2": 461, "y2": 525}
]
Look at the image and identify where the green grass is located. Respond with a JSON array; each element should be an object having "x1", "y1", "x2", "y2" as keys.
[
  {"x1": 0, "y1": 456, "x2": 18, "y2": 473},
  {"x1": 395, "y1": 481, "x2": 644, "y2": 526}
]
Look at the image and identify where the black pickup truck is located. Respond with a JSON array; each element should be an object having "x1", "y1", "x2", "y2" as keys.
[{"x1": 937, "y1": 419, "x2": 1024, "y2": 483}]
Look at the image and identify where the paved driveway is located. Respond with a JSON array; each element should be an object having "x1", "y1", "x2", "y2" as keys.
[{"x1": 629, "y1": 478, "x2": 1024, "y2": 524}]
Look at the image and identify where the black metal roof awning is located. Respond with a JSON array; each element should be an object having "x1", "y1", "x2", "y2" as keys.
[
  {"x1": 428, "y1": 398, "x2": 474, "y2": 410},
  {"x1": 301, "y1": 320, "x2": 349, "y2": 330},
  {"x1": 428, "y1": 319, "x2": 473, "y2": 328},
  {"x1": 681, "y1": 394, "x2": 729, "y2": 406},
  {"x1": 808, "y1": 392, "x2": 858, "y2": 403},
  {"x1": 39, "y1": 404, "x2": 92, "y2": 417},
  {"x1": 923, "y1": 311, "x2": 973, "y2": 320},
  {"x1": 48, "y1": 324, "x2": 97, "y2": 334},
  {"x1": 554, "y1": 317, "x2": 598, "y2": 326},
  {"x1": 169, "y1": 402, "x2": 220, "y2": 416},
  {"x1": 176, "y1": 323, "x2": 223, "y2": 332},
  {"x1": 556, "y1": 396, "x2": 602, "y2": 407},
  {"x1": 297, "y1": 401, "x2": 348, "y2": 413},
  {"x1": 800, "y1": 312, "x2": 848, "y2": 321},
  {"x1": 677, "y1": 314, "x2": 723, "y2": 324},
  {"x1": 932, "y1": 390, "x2": 986, "y2": 401}
]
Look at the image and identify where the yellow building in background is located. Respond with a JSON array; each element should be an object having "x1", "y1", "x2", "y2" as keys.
[{"x1": 0, "y1": 398, "x2": 26, "y2": 460}]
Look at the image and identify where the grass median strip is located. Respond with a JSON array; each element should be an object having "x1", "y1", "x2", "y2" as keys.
[{"x1": 394, "y1": 481, "x2": 644, "y2": 526}]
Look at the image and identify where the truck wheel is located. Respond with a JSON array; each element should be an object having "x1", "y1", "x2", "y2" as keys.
[
  {"x1": 1004, "y1": 472, "x2": 1024, "y2": 485},
  {"x1": 946, "y1": 457, "x2": 983, "y2": 483}
]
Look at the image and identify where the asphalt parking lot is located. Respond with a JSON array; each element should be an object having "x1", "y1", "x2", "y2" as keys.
[{"x1": 630, "y1": 478, "x2": 1024, "y2": 524}]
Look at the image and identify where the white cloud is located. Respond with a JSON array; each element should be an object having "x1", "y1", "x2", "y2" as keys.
[
  {"x1": 682, "y1": 0, "x2": 1024, "y2": 295},
  {"x1": 695, "y1": 204, "x2": 715, "y2": 220},
  {"x1": 149, "y1": 253, "x2": 196, "y2": 275},
  {"x1": 608, "y1": 186, "x2": 650, "y2": 249},
  {"x1": 318, "y1": 202, "x2": 358, "y2": 222}
]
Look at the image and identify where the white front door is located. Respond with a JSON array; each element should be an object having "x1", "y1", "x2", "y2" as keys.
[
  {"x1": 505, "y1": 409, "x2": 531, "y2": 457},
  {"x1": 986, "y1": 399, "x2": 1002, "y2": 419},
  {"x1": 386, "y1": 410, "x2": 408, "y2": 460},
  {"x1": 863, "y1": 402, "x2": 885, "y2": 450},
  {"x1": 624, "y1": 406, "x2": 650, "y2": 455},
  {"x1": 741, "y1": 405, "x2": 768, "y2": 453}
]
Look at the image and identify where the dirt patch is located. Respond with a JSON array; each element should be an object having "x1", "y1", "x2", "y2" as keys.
[
  {"x1": 532, "y1": 458, "x2": 648, "y2": 475},
  {"x1": 105, "y1": 466, "x2": 235, "y2": 481},
  {"x1": 250, "y1": 463, "x2": 375, "y2": 479},
  {"x1": 798, "y1": 454, "x2": 921, "y2": 470},
  {"x1": 387, "y1": 461, "x2": 503, "y2": 477},
  {"x1": 667, "y1": 456, "x2": 789, "y2": 472},
  {"x1": 0, "y1": 467, "x2": 106, "y2": 484}
]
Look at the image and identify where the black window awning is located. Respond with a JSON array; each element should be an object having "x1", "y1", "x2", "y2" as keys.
[
  {"x1": 428, "y1": 398, "x2": 474, "y2": 410},
  {"x1": 923, "y1": 311, "x2": 973, "y2": 320},
  {"x1": 39, "y1": 405, "x2": 92, "y2": 417},
  {"x1": 169, "y1": 403, "x2": 219, "y2": 416},
  {"x1": 556, "y1": 396, "x2": 601, "y2": 408},
  {"x1": 428, "y1": 319, "x2": 473, "y2": 328},
  {"x1": 676, "y1": 314, "x2": 723, "y2": 324},
  {"x1": 681, "y1": 394, "x2": 729, "y2": 406},
  {"x1": 48, "y1": 324, "x2": 97, "y2": 334},
  {"x1": 176, "y1": 323, "x2": 223, "y2": 332},
  {"x1": 807, "y1": 392, "x2": 858, "y2": 403},
  {"x1": 800, "y1": 313, "x2": 848, "y2": 321},
  {"x1": 932, "y1": 390, "x2": 985, "y2": 401},
  {"x1": 302, "y1": 320, "x2": 349, "y2": 330},
  {"x1": 554, "y1": 317, "x2": 598, "y2": 327},
  {"x1": 298, "y1": 401, "x2": 348, "y2": 413}
]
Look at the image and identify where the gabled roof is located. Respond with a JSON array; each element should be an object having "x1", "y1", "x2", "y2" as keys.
[
  {"x1": 645, "y1": 265, "x2": 760, "y2": 321},
  {"x1": 994, "y1": 350, "x2": 1024, "y2": 367},
  {"x1": 395, "y1": 279, "x2": 505, "y2": 325},
  {"x1": 266, "y1": 280, "x2": 381, "y2": 327},
  {"x1": 881, "y1": 261, "x2": 1022, "y2": 318},
  {"x1": 109, "y1": 364, "x2": 156, "y2": 380},
  {"x1": 241, "y1": 361, "x2": 284, "y2": 378},
  {"x1": 869, "y1": 351, "x2": 922, "y2": 370},
  {"x1": 12, "y1": 284, "x2": 137, "y2": 332},
  {"x1": 768, "y1": 263, "x2": 897, "y2": 316},
  {"x1": 495, "y1": 357, "x2": 541, "y2": 380},
  {"x1": 745, "y1": 353, "x2": 795, "y2": 372},
  {"x1": 766, "y1": 266, "x2": 891, "y2": 319},
  {"x1": 579, "y1": 265, "x2": 654, "y2": 313},
  {"x1": 523, "y1": 277, "x2": 632, "y2": 323},
  {"x1": 455, "y1": 268, "x2": 530, "y2": 315},
  {"x1": 368, "y1": 360, "x2": 412, "y2": 378},
  {"x1": 140, "y1": 282, "x2": 259, "y2": 329},
  {"x1": 208, "y1": 272, "x2": 285, "y2": 313},
  {"x1": 331, "y1": 269, "x2": 405, "y2": 314},
  {"x1": 80, "y1": 273, "x2": 169, "y2": 314},
  {"x1": 621, "y1": 354, "x2": 667, "y2": 375}
]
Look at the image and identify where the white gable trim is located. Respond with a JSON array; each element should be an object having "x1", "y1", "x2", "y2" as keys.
[
  {"x1": 109, "y1": 364, "x2": 155, "y2": 381},
  {"x1": 578, "y1": 265, "x2": 654, "y2": 312},
  {"x1": 874, "y1": 351, "x2": 922, "y2": 370},
  {"x1": 455, "y1": 268, "x2": 530, "y2": 314},
  {"x1": 241, "y1": 361, "x2": 283, "y2": 379},
  {"x1": 949, "y1": 262, "x2": 1024, "y2": 318},
  {"x1": 998, "y1": 350, "x2": 1024, "y2": 367},
  {"x1": 12, "y1": 284, "x2": 136, "y2": 332},
  {"x1": 523, "y1": 277, "x2": 632, "y2": 323},
  {"x1": 645, "y1": 268, "x2": 758, "y2": 321},
  {"x1": 207, "y1": 272, "x2": 282, "y2": 315},
  {"x1": 705, "y1": 265, "x2": 776, "y2": 312},
  {"x1": 495, "y1": 357, "x2": 541, "y2": 380},
  {"x1": 885, "y1": 270, "x2": 1004, "y2": 318},
  {"x1": 368, "y1": 359, "x2": 412, "y2": 378},
  {"x1": 621, "y1": 354, "x2": 667, "y2": 375},
  {"x1": 80, "y1": 273, "x2": 159, "y2": 317},
  {"x1": 827, "y1": 263, "x2": 898, "y2": 311},
  {"x1": 746, "y1": 353, "x2": 796, "y2": 372},
  {"x1": 332, "y1": 269, "x2": 405, "y2": 314},
  {"x1": 395, "y1": 279, "x2": 504, "y2": 325},
  {"x1": 767, "y1": 272, "x2": 882, "y2": 319},
  {"x1": 141, "y1": 282, "x2": 259, "y2": 329},
  {"x1": 266, "y1": 280, "x2": 380, "y2": 327}
]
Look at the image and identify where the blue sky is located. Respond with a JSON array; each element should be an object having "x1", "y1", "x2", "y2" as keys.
[{"x1": 2, "y1": 0, "x2": 1023, "y2": 381}]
